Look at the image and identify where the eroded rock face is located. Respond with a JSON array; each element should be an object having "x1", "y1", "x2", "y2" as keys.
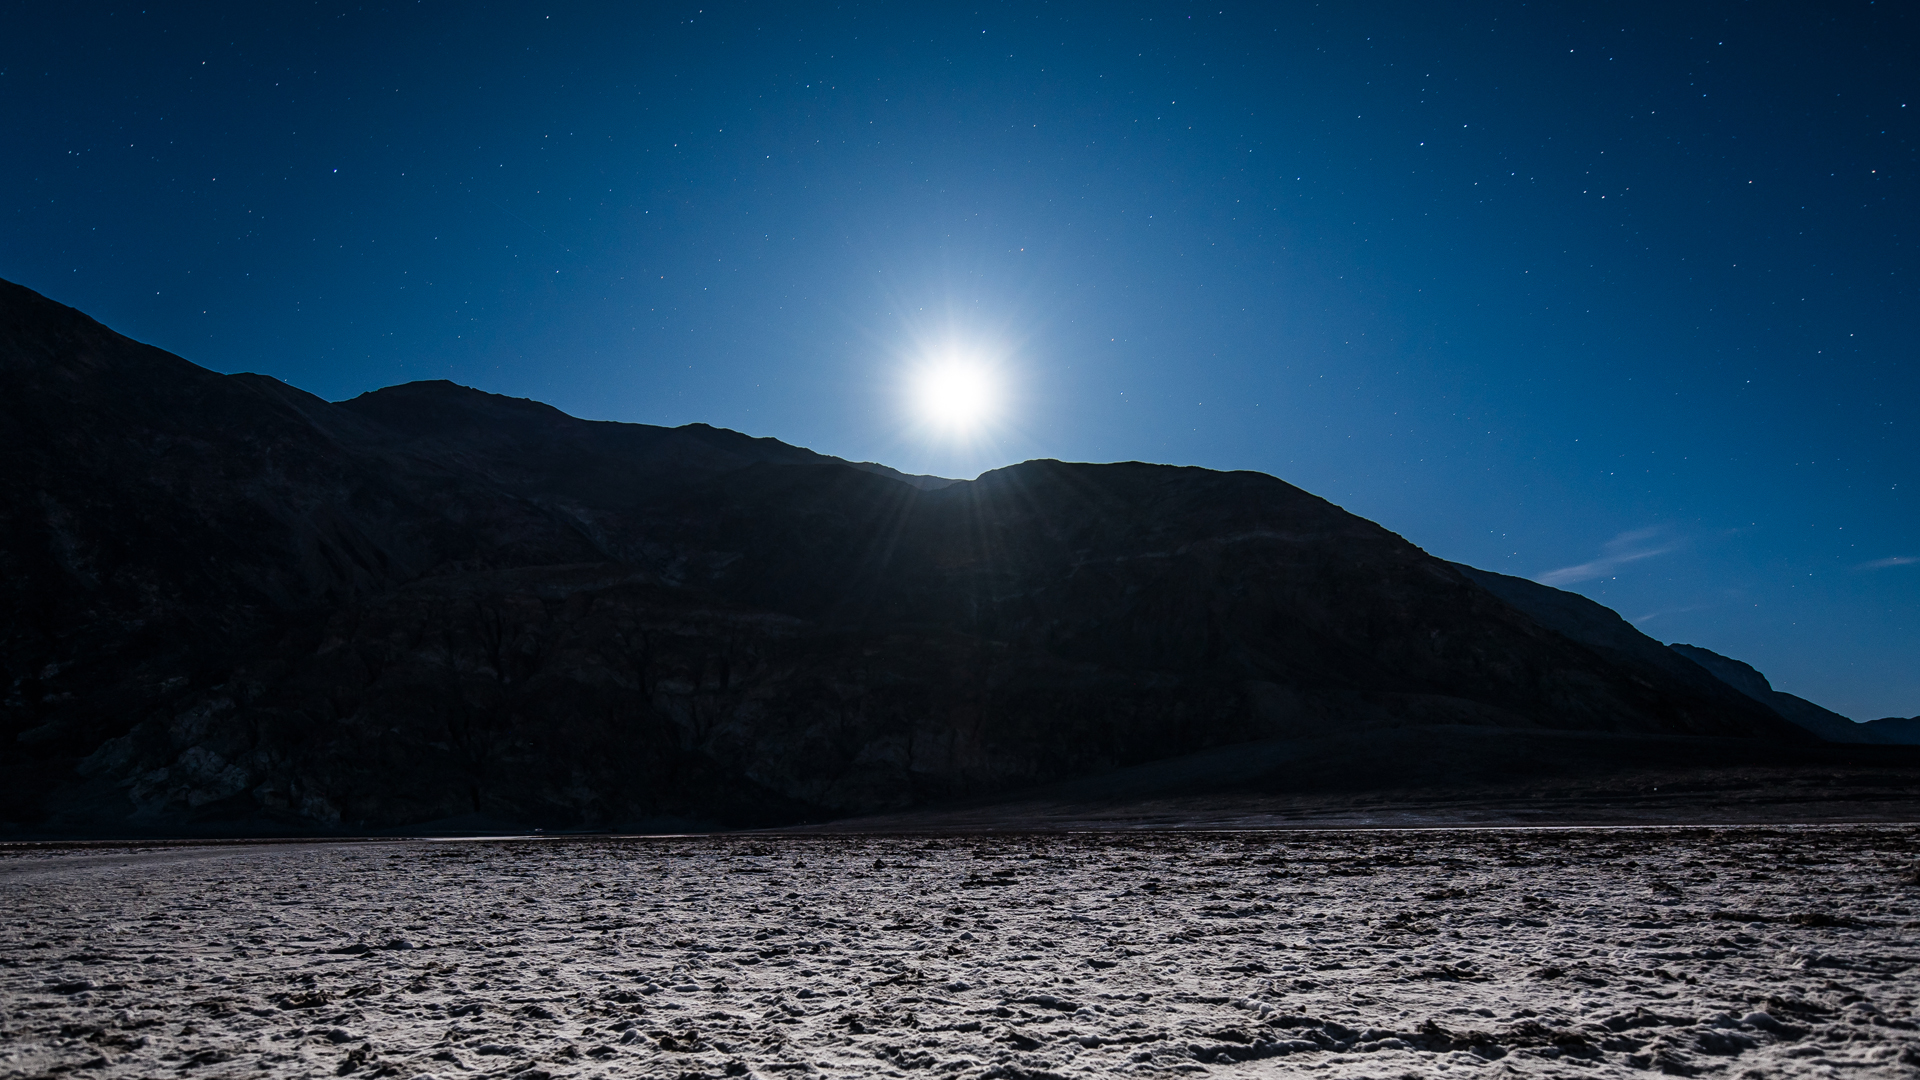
[{"x1": 0, "y1": 278, "x2": 1804, "y2": 833}]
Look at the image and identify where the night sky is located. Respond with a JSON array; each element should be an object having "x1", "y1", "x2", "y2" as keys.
[{"x1": 5, "y1": 2, "x2": 1914, "y2": 720}]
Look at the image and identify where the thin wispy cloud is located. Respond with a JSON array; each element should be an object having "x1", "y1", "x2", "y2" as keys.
[
  {"x1": 1537, "y1": 527, "x2": 1679, "y2": 587},
  {"x1": 1857, "y1": 556, "x2": 1918, "y2": 570},
  {"x1": 1631, "y1": 605, "x2": 1703, "y2": 626}
]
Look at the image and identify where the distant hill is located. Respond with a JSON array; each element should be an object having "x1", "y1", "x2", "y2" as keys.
[
  {"x1": 1666, "y1": 644, "x2": 1907, "y2": 744},
  {"x1": 1451, "y1": 563, "x2": 1910, "y2": 746},
  {"x1": 1864, "y1": 716, "x2": 1920, "y2": 743},
  {"x1": 0, "y1": 277, "x2": 1843, "y2": 836}
]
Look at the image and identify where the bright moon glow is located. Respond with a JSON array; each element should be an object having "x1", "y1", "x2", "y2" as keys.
[{"x1": 911, "y1": 358, "x2": 998, "y2": 433}]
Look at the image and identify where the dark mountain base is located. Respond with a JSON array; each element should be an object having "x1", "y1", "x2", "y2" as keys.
[
  {"x1": 801, "y1": 727, "x2": 1920, "y2": 832},
  {"x1": 10, "y1": 728, "x2": 1915, "y2": 841}
]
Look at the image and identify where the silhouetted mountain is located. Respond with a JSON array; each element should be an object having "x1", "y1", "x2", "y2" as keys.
[
  {"x1": 1449, "y1": 564, "x2": 1891, "y2": 745},
  {"x1": 1864, "y1": 717, "x2": 1920, "y2": 743},
  {"x1": 1666, "y1": 643, "x2": 1892, "y2": 744},
  {"x1": 0, "y1": 278, "x2": 1828, "y2": 835},
  {"x1": 1447, "y1": 565, "x2": 1762, "y2": 708}
]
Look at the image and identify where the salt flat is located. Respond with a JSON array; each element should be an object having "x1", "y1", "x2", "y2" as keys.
[{"x1": 2, "y1": 826, "x2": 1916, "y2": 1079}]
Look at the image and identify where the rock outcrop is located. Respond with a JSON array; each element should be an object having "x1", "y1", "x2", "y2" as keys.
[{"x1": 0, "y1": 278, "x2": 1810, "y2": 835}]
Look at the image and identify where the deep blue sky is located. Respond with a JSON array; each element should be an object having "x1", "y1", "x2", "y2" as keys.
[{"x1": 5, "y1": 2, "x2": 1915, "y2": 719}]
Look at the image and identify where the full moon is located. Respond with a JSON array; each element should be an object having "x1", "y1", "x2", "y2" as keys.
[{"x1": 911, "y1": 358, "x2": 998, "y2": 433}]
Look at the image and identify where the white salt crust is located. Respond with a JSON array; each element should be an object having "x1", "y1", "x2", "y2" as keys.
[{"x1": 2, "y1": 824, "x2": 1916, "y2": 1079}]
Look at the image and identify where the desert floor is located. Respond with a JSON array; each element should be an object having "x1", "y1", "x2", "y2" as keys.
[{"x1": 3, "y1": 825, "x2": 1916, "y2": 1079}]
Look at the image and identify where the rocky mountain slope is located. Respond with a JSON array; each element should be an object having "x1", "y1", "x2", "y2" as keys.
[{"x1": 0, "y1": 278, "x2": 1848, "y2": 835}]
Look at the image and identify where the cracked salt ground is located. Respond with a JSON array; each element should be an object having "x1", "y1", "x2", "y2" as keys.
[{"x1": 1, "y1": 826, "x2": 1917, "y2": 1079}]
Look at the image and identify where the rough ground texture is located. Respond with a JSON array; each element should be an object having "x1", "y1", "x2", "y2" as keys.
[{"x1": 4, "y1": 826, "x2": 1917, "y2": 1079}]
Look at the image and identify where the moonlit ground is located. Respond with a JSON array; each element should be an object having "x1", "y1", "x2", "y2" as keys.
[{"x1": 3, "y1": 826, "x2": 1917, "y2": 1079}]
